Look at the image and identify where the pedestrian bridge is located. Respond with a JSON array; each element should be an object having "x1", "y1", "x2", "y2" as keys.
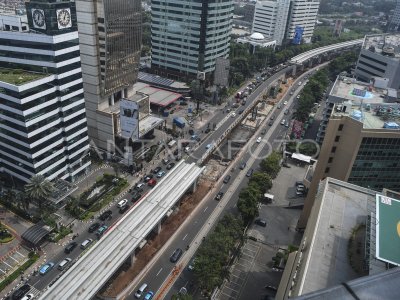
[{"x1": 40, "y1": 161, "x2": 204, "y2": 300}]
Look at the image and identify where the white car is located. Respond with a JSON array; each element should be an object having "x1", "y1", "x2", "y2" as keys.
[
  {"x1": 281, "y1": 119, "x2": 285, "y2": 125},
  {"x1": 256, "y1": 137, "x2": 262, "y2": 143},
  {"x1": 298, "y1": 81, "x2": 302, "y2": 86},
  {"x1": 231, "y1": 112, "x2": 236, "y2": 118},
  {"x1": 296, "y1": 95, "x2": 300, "y2": 99},
  {"x1": 283, "y1": 101, "x2": 288, "y2": 105},
  {"x1": 21, "y1": 294, "x2": 34, "y2": 300},
  {"x1": 117, "y1": 199, "x2": 128, "y2": 208}
]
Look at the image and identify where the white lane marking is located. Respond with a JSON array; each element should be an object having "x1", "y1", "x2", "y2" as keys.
[
  {"x1": 182, "y1": 234, "x2": 188, "y2": 241},
  {"x1": 203, "y1": 206, "x2": 208, "y2": 213},
  {"x1": 156, "y1": 268, "x2": 163, "y2": 277}
]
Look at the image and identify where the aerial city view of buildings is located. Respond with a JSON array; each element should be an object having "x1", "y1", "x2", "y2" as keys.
[{"x1": 1, "y1": 0, "x2": 400, "y2": 299}]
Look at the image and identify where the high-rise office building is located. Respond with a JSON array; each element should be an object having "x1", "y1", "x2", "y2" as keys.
[
  {"x1": 0, "y1": 0, "x2": 90, "y2": 183},
  {"x1": 252, "y1": 0, "x2": 320, "y2": 45},
  {"x1": 388, "y1": 0, "x2": 400, "y2": 31},
  {"x1": 75, "y1": 0, "x2": 142, "y2": 152},
  {"x1": 150, "y1": 0, "x2": 234, "y2": 82},
  {"x1": 298, "y1": 76, "x2": 400, "y2": 228},
  {"x1": 355, "y1": 34, "x2": 400, "y2": 90}
]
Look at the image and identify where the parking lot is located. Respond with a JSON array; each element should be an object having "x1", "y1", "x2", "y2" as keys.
[{"x1": 0, "y1": 246, "x2": 30, "y2": 281}]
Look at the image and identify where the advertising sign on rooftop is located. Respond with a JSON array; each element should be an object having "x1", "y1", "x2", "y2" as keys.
[{"x1": 120, "y1": 99, "x2": 139, "y2": 140}]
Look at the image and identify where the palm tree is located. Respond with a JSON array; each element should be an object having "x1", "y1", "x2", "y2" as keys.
[{"x1": 24, "y1": 175, "x2": 53, "y2": 210}]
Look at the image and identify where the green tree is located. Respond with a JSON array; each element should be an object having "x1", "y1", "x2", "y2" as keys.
[
  {"x1": 249, "y1": 172, "x2": 272, "y2": 192},
  {"x1": 260, "y1": 151, "x2": 282, "y2": 178},
  {"x1": 237, "y1": 185, "x2": 261, "y2": 223},
  {"x1": 24, "y1": 175, "x2": 53, "y2": 210}
]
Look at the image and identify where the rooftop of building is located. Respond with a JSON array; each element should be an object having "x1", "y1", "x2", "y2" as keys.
[
  {"x1": 330, "y1": 76, "x2": 400, "y2": 130},
  {"x1": 362, "y1": 34, "x2": 400, "y2": 59},
  {"x1": 0, "y1": 68, "x2": 47, "y2": 86},
  {"x1": 297, "y1": 178, "x2": 388, "y2": 295}
]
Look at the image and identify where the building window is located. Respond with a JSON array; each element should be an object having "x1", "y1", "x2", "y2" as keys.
[
  {"x1": 331, "y1": 146, "x2": 337, "y2": 153},
  {"x1": 338, "y1": 124, "x2": 344, "y2": 131},
  {"x1": 328, "y1": 157, "x2": 333, "y2": 163},
  {"x1": 335, "y1": 136, "x2": 340, "y2": 142},
  {"x1": 325, "y1": 167, "x2": 330, "y2": 173}
]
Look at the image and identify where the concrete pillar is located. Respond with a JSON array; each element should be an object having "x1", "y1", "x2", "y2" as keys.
[
  {"x1": 191, "y1": 178, "x2": 198, "y2": 193},
  {"x1": 292, "y1": 65, "x2": 297, "y2": 77},
  {"x1": 130, "y1": 252, "x2": 136, "y2": 266},
  {"x1": 111, "y1": 93, "x2": 115, "y2": 106},
  {"x1": 153, "y1": 222, "x2": 161, "y2": 235}
]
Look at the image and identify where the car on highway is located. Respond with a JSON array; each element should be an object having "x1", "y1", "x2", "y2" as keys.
[
  {"x1": 296, "y1": 95, "x2": 300, "y2": 99},
  {"x1": 268, "y1": 121, "x2": 273, "y2": 126},
  {"x1": 144, "y1": 291, "x2": 154, "y2": 300},
  {"x1": 99, "y1": 210, "x2": 112, "y2": 221},
  {"x1": 238, "y1": 109, "x2": 244, "y2": 114},
  {"x1": 143, "y1": 174, "x2": 153, "y2": 182},
  {"x1": 284, "y1": 109, "x2": 289, "y2": 115},
  {"x1": 283, "y1": 100, "x2": 288, "y2": 105},
  {"x1": 88, "y1": 223, "x2": 100, "y2": 233},
  {"x1": 223, "y1": 175, "x2": 231, "y2": 183},
  {"x1": 205, "y1": 143, "x2": 212, "y2": 149},
  {"x1": 157, "y1": 170, "x2": 166, "y2": 178},
  {"x1": 147, "y1": 178, "x2": 157, "y2": 187},
  {"x1": 12, "y1": 284, "x2": 31, "y2": 300},
  {"x1": 256, "y1": 137, "x2": 262, "y2": 143},
  {"x1": 117, "y1": 199, "x2": 128, "y2": 208},
  {"x1": 280, "y1": 119, "x2": 285, "y2": 125},
  {"x1": 170, "y1": 248, "x2": 183, "y2": 263},
  {"x1": 215, "y1": 191, "x2": 224, "y2": 201},
  {"x1": 190, "y1": 135, "x2": 198, "y2": 140},
  {"x1": 285, "y1": 121, "x2": 289, "y2": 127},
  {"x1": 290, "y1": 91, "x2": 294, "y2": 95},
  {"x1": 188, "y1": 129, "x2": 194, "y2": 135},
  {"x1": 132, "y1": 191, "x2": 142, "y2": 202},
  {"x1": 261, "y1": 129, "x2": 266, "y2": 135},
  {"x1": 277, "y1": 103, "x2": 281, "y2": 109},
  {"x1": 246, "y1": 169, "x2": 254, "y2": 177},
  {"x1": 270, "y1": 115, "x2": 275, "y2": 120},
  {"x1": 119, "y1": 204, "x2": 130, "y2": 214},
  {"x1": 187, "y1": 257, "x2": 197, "y2": 271},
  {"x1": 231, "y1": 112, "x2": 236, "y2": 118},
  {"x1": 39, "y1": 261, "x2": 54, "y2": 275},
  {"x1": 166, "y1": 162, "x2": 175, "y2": 170},
  {"x1": 184, "y1": 146, "x2": 190, "y2": 153},
  {"x1": 239, "y1": 162, "x2": 246, "y2": 170},
  {"x1": 255, "y1": 219, "x2": 267, "y2": 227},
  {"x1": 153, "y1": 166, "x2": 162, "y2": 174},
  {"x1": 65, "y1": 241, "x2": 78, "y2": 254},
  {"x1": 134, "y1": 283, "x2": 148, "y2": 299},
  {"x1": 298, "y1": 81, "x2": 302, "y2": 86},
  {"x1": 96, "y1": 224, "x2": 108, "y2": 237},
  {"x1": 205, "y1": 128, "x2": 211, "y2": 133}
]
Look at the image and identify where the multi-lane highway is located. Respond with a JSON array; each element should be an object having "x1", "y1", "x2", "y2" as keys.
[{"x1": 126, "y1": 68, "x2": 315, "y2": 300}]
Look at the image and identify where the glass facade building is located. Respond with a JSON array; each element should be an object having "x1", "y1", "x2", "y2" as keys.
[
  {"x1": 150, "y1": 0, "x2": 233, "y2": 80},
  {"x1": 76, "y1": 0, "x2": 142, "y2": 151},
  {"x1": 0, "y1": 0, "x2": 90, "y2": 183}
]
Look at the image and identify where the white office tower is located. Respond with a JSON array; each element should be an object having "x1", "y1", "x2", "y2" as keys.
[
  {"x1": 151, "y1": 0, "x2": 234, "y2": 82},
  {"x1": 287, "y1": 0, "x2": 320, "y2": 44},
  {"x1": 252, "y1": 0, "x2": 291, "y2": 45},
  {"x1": 389, "y1": 0, "x2": 400, "y2": 31},
  {"x1": 0, "y1": 0, "x2": 91, "y2": 183},
  {"x1": 252, "y1": 0, "x2": 320, "y2": 45}
]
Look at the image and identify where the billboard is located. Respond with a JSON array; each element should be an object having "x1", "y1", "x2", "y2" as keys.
[
  {"x1": 292, "y1": 26, "x2": 304, "y2": 45},
  {"x1": 120, "y1": 99, "x2": 139, "y2": 140}
]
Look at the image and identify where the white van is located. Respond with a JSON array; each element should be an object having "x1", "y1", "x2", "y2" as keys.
[
  {"x1": 134, "y1": 283, "x2": 148, "y2": 298},
  {"x1": 117, "y1": 199, "x2": 128, "y2": 208},
  {"x1": 81, "y1": 239, "x2": 93, "y2": 249},
  {"x1": 58, "y1": 258, "x2": 71, "y2": 271}
]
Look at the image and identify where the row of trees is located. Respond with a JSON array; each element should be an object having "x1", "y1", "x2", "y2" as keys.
[
  {"x1": 237, "y1": 151, "x2": 281, "y2": 223},
  {"x1": 194, "y1": 214, "x2": 244, "y2": 293},
  {"x1": 293, "y1": 51, "x2": 359, "y2": 123}
]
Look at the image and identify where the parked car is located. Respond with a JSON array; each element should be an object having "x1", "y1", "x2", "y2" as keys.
[
  {"x1": 12, "y1": 284, "x2": 31, "y2": 300},
  {"x1": 205, "y1": 128, "x2": 211, "y2": 133},
  {"x1": 170, "y1": 248, "x2": 183, "y2": 263},
  {"x1": 277, "y1": 104, "x2": 282, "y2": 109},
  {"x1": 268, "y1": 121, "x2": 273, "y2": 126},
  {"x1": 39, "y1": 262, "x2": 54, "y2": 275},
  {"x1": 239, "y1": 162, "x2": 246, "y2": 170},
  {"x1": 215, "y1": 191, "x2": 224, "y2": 201},
  {"x1": 157, "y1": 170, "x2": 166, "y2": 178},
  {"x1": 187, "y1": 257, "x2": 197, "y2": 271},
  {"x1": 295, "y1": 181, "x2": 304, "y2": 186},
  {"x1": 246, "y1": 169, "x2": 254, "y2": 177},
  {"x1": 153, "y1": 167, "x2": 161, "y2": 174},
  {"x1": 88, "y1": 223, "x2": 100, "y2": 233},
  {"x1": 296, "y1": 190, "x2": 306, "y2": 197},
  {"x1": 99, "y1": 210, "x2": 112, "y2": 221},
  {"x1": 270, "y1": 115, "x2": 275, "y2": 120},
  {"x1": 166, "y1": 162, "x2": 175, "y2": 170},
  {"x1": 20, "y1": 293, "x2": 34, "y2": 300},
  {"x1": 223, "y1": 175, "x2": 231, "y2": 183},
  {"x1": 188, "y1": 129, "x2": 194, "y2": 135},
  {"x1": 205, "y1": 143, "x2": 212, "y2": 149},
  {"x1": 147, "y1": 178, "x2": 157, "y2": 187},
  {"x1": 162, "y1": 158, "x2": 170, "y2": 165},
  {"x1": 255, "y1": 219, "x2": 267, "y2": 227},
  {"x1": 283, "y1": 101, "x2": 288, "y2": 105},
  {"x1": 135, "y1": 182, "x2": 145, "y2": 192},
  {"x1": 261, "y1": 129, "x2": 266, "y2": 135},
  {"x1": 280, "y1": 119, "x2": 285, "y2": 125},
  {"x1": 256, "y1": 137, "x2": 262, "y2": 143},
  {"x1": 285, "y1": 121, "x2": 289, "y2": 127},
  {"x1": 284, "y1": 109, "x2": 289, "y2": 115},
  {"x1": 65, "y1": 241, "x2": 78, "y2": 254}
]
